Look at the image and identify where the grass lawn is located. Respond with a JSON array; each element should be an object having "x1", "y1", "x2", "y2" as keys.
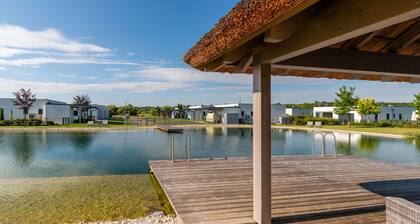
[
  {"x1": 321, "y1": 125, "x2": 420, "y2": 136},
  {"x1": 0, "y1": 174, "x2": 173, "y2": 224}
]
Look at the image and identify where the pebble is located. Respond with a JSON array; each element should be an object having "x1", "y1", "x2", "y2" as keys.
[{"x1": 80, "y1": 211, "x2": 182, "y2": 224}]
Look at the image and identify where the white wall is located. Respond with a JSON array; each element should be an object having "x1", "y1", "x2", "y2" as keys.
[
  {"x1": 44, "y1": 104, "x2": 72, "y2": 124},
  {"x1": 285, "y1": 108, "x2": 313, "y2": 116},
  {"x1": 271, "y1": 104, "x2": 286, "y2": 123}
]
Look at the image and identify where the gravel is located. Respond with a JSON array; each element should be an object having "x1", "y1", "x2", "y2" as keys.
[{"x1": 81, "y1": 211, "x2": 182, "y2": 224}]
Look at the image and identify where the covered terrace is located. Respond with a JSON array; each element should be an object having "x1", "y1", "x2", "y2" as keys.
[{"x1": 154, "y1": 1, "x2": 420, "y2": 224}]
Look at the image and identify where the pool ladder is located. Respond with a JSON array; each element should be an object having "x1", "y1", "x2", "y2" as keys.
[
  {"x1": 312, "y1": 131, "x2": 337, "y2": 158},
  {"x1": 168, "y1": 133, "x2": 192, "y2": 162}
]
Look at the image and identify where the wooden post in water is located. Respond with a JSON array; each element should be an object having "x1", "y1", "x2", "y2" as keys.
[{"x1": 252, "y1": 53, "x2": 271, "y2": 224}]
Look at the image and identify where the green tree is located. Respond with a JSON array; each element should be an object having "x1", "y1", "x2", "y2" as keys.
[
  {"x1": 156, "y1": 106, "x2": 162, "y2": 117},
  {"x1": 413, "y1": 93, "x2": 420, "y2": 122},
  {"x1": 176, "y1": 103, "x2": 185, "y2": 119},
  {"x1": 334, "y1": 86, "x2": 358, "y2": 127},
  {"x1": 0, "y1": 108, "x2": 4, "y2": 121},
  {"x1": 356, "y1": 98, "x2": 382, "y2": 123},
  {"x1": 162, "y1": 106, "x2": 173, "y2": 118},
  {"x1": 13, "y1": 89, "x2": 36, "y2": 123},
  {"x1": 107, "y1": 105, "x2": 118, "y2": 117}
]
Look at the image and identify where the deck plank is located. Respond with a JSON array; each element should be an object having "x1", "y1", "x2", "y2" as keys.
[{"x1": 149, "y1": 156, "x2": 420, "y2": 224}]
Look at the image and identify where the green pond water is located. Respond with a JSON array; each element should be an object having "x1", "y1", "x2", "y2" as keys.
[{"x1": 0, "y1": 128, "x2": 419, "y2": 179}]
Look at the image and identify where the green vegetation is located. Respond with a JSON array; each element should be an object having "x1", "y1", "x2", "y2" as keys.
[
  {"x1": 149, "y1": 172, "x2": 175, "y2": 215},
  {"x1": 356, "y1": 98, "x2": 382, "y2": 122},
  {"x1": 107, "y1": 104, "x2": 174, "y2": 118},
  {"x1": 12, "y1": 88, "x2": 36, "y2": 122},
  {"x1": 334, "y1": 86, "x2": 358, "y2": 127},
  {"x1": 322, "y1": 125, "x2": 420, "y2": 136},
  {"x1": 0, "y1": 118, "x2": 42, "y2": 126},
  {"x1": 288, "y1": 115, "x2": 339, "y2": 125},
  {"x1": 413, "y1": 93, "x2": 420, "y2": 121},
  {"x1": 0, "y1": 108, "x2": 4, "y2": 121},
  {"x1": 0, "y1": 175, "x2": 164, "y2": 224}
]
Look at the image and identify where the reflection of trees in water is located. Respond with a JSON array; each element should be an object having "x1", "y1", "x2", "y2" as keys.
[
  {"x1": 70, "y1": 132, "x2": 96, "y2": 150},
  {"x1": 405, "y1": 135, "x2": 420, "y2": 151},
  {"x1": 336, "y1": 142, "x2": 354, "y2": 156},
  {"x1": 358, "y1": 136, "x2": 380, "y2": 153},
  {"x1": 11, "y1": 133, "x2": 35, "y2": 166}
]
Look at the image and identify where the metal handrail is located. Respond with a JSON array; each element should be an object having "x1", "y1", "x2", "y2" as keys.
[
  {"x1": 168, "y1": 133, "x2": 192, "y2": 163},
  {"x1": 312, "y1": 131, "x2": 337, "y2": 158},
  {"x1": 324, "y1": 132, "x2": 337, "y2": 158}
]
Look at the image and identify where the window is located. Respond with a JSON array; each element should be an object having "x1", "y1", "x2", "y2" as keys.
[
  {"x1": 250, "y1": 111, "x2": 253, "y2": 116},
  {"x1": 386, "y1": 113, "x2": 390, "y2": 120},
  {"x1": 399, "y1": 114, "x2": 402, "y2": 120},
  {"x1": 38, "y1": 109, "x2": 43, "y2": 115},
  {"x1": 74, "y1": 110, "x2": 78, "y2": 116},
  {"x1": 393, "y1": 113, "x2": 396, "y2": 119},
  {"x1": 241, "y1": 111, "x2": 244, "y2": 116}
]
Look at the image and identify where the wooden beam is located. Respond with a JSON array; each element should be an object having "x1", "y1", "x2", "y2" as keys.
[
  {"x1": 236, "y1": 53, "x2": 253, "y2": 73},
  {"x1": 252, "y1": 53, "x2": 271, "y2": 224},
  {"x1": 343, "y1": 30, "x2": 380, "y2": 49},
  {"x1": 382, "y1": 22, "x2": 420, "y2": 52},
  {"x1": 261, "y1": 0, "x2": 420, "y2": 64},
  {"x1": 273, "y1": 47, "x2": 420, "y2": 78},
  {"x1": 264, "y1": 6, "x2": 314, "y2": 43},
  {"x1": 204, "y1": 57, "x2": 225, "y2": 72}
]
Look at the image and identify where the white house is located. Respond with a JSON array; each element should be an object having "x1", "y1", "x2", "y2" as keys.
[
  {"x1": 209, "y1": 103, "x2": 285, "y2": 124},
  {"x1": 0, "y1": 98, "x2": 72, "y2": 124},
  {"x1": 186, "y1": 105, "x2": 210, "y2": 121},
  {"x1": 313, "y1": 106, "x2": 416, "y2": 123},
  {"x1": 285, "y1": 108, "x2": 313, "y2": 117},
  {"x1": 0, "y1": 98, "x2": 109, "y2": 125}
]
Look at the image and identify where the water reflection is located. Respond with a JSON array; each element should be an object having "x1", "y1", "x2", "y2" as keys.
[
  {"x1": 69, "y1": 132, "x2": 96, "y2": 150},
  {"x1": 0, "y1": 129, "x2": 419, "y2": 178},
  {"x1": 358, "y1": 136, "x2": 381, "y2": 153},
  {"x1": 11, "y1": 133, "x2": 35, "y2": 166}
]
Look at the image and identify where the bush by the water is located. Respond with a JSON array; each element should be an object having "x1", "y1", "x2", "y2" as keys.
[
  {"x1": 290, "y1": 116, "x2": 340, "y2": 125},
  {"x1": 0, "y1": 119, "x2": 43, "y2": 126},
  {"x1": 351, "y1": 121, "x2": 419, "y2": 128}
]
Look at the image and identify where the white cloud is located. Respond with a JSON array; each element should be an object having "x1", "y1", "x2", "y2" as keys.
[
  {"x1": 0, "y1": 66, "x2": 6, "y2": 70},
  {"x1": 0, "y1": 24, "x2": 110, "y2": 54},
  {"x1": 0, "y1": 78, "x2": 187, "y2": 94}
]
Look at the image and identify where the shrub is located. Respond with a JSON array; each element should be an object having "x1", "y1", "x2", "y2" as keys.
[
  {"x1": 289, "y1": 116, "x2": 340, "y2": 125},
  {"x1": 0, "y1": 108, "x2": 4, "y2": 121},
  {"x1": 46, "y1": 121, "x2": 55, "y2": 126},
  {"x1": 0, "y1": 120, "x2": 11, "y2": 126}
]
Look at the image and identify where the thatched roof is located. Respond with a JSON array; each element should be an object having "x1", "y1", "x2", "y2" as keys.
[{"x1": 183, "y1": 0, "x2": 311, "y2": 68}]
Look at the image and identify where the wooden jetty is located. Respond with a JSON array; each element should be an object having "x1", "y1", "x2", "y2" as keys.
[
  {"x1": 155, "y1": 125, "x2": 183, "y2": 133},
  {"x1": 149, "y1": 156, "x2": 420, "y2": 224}
]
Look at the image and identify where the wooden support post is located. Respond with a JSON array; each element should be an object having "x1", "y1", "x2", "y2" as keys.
[{"x1": 252, "y1": 53, "x2": 271, "y2": 224}]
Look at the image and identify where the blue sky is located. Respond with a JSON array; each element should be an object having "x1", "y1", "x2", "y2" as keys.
[{"x1": 0, "y1": 0, "x2": 418, "y2": 106}]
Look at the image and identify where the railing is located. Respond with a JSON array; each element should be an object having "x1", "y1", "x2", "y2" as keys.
[
  {"x1": 312, "y1": 131, "x2": 337, "y2": 158},
  {"x1": 168, "y1": 133, "x2": 192, "y2": 162}
]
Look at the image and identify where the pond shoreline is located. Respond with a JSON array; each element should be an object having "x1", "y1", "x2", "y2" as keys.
[{"x1": 0, "y1": 124, "x2": 407, "y2": 139}]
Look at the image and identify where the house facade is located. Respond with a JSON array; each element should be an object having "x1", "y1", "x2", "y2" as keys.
[
  {"x1": 186, "y1": 105, "x2": 210, "y2": 121},
  {"x1": 285, "y1": 108, "x2": 313, "y2": 117},
  {"x1": 207, "y1": 103, "x2": 286, "y2": 124},
  {"x1": 0, "y1": 98, "x2": 108, "y2": 125},
  {"x1": 313, "y1": 106, "x2": 416, "y2": 123}
]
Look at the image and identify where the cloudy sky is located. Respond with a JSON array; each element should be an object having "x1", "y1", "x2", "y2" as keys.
[{"x1": 0, "y1": 0, "x2": 418, "y2": 106}]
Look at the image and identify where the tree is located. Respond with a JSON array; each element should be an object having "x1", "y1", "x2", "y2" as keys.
[
  {"x1": 162, "y1": 106, "x2": 173, "y2": 118},
  {"x1": 176, "y1": 103, "x2": 185, "y2": 119},
  {"x1": 334, "y1": 86, "x2": 358, "y2": 127},
  {"x1": 356, "y1": 98, "x2": 382, "y2": 123},
  {"x1": 107, "y1": 105, "x2": 118, "y2": 117},
  {"x1": 413, "y1": 93, "x2": 420, "y2": 122},
  {"x1": 12, "y1": 89, "x2": 36, "y2": 123},
  {"x1": 156, "y1": 106, "x2": 162, "y2": 117},
  {"x1": 72, "y1": 94, "x2": 91, "y2": 123}
]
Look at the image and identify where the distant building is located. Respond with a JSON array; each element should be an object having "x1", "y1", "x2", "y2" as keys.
[
  {"x1": 208, "y1": 103, "x2": 285, "y2": 124},
  {"x1": 285, "y1": 108, "x2": 313, "y2": 117},
  {"x1": 313, "y1": 106, "x2": 416, "y2": 123},
  {"x1": 0, "y1": 98, "x2": 108, "y2": 125},
  {"x1": 186, "y1": 105, "x2": 210, "y2": 121}
]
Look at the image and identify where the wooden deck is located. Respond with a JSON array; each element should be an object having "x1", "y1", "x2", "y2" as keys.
[
  {"x1": 149, "y1": 156, "x2": 420, "y2": 224},
  {"x1": 155, "y1": 125, "x2": 183, "y2": 133}
]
